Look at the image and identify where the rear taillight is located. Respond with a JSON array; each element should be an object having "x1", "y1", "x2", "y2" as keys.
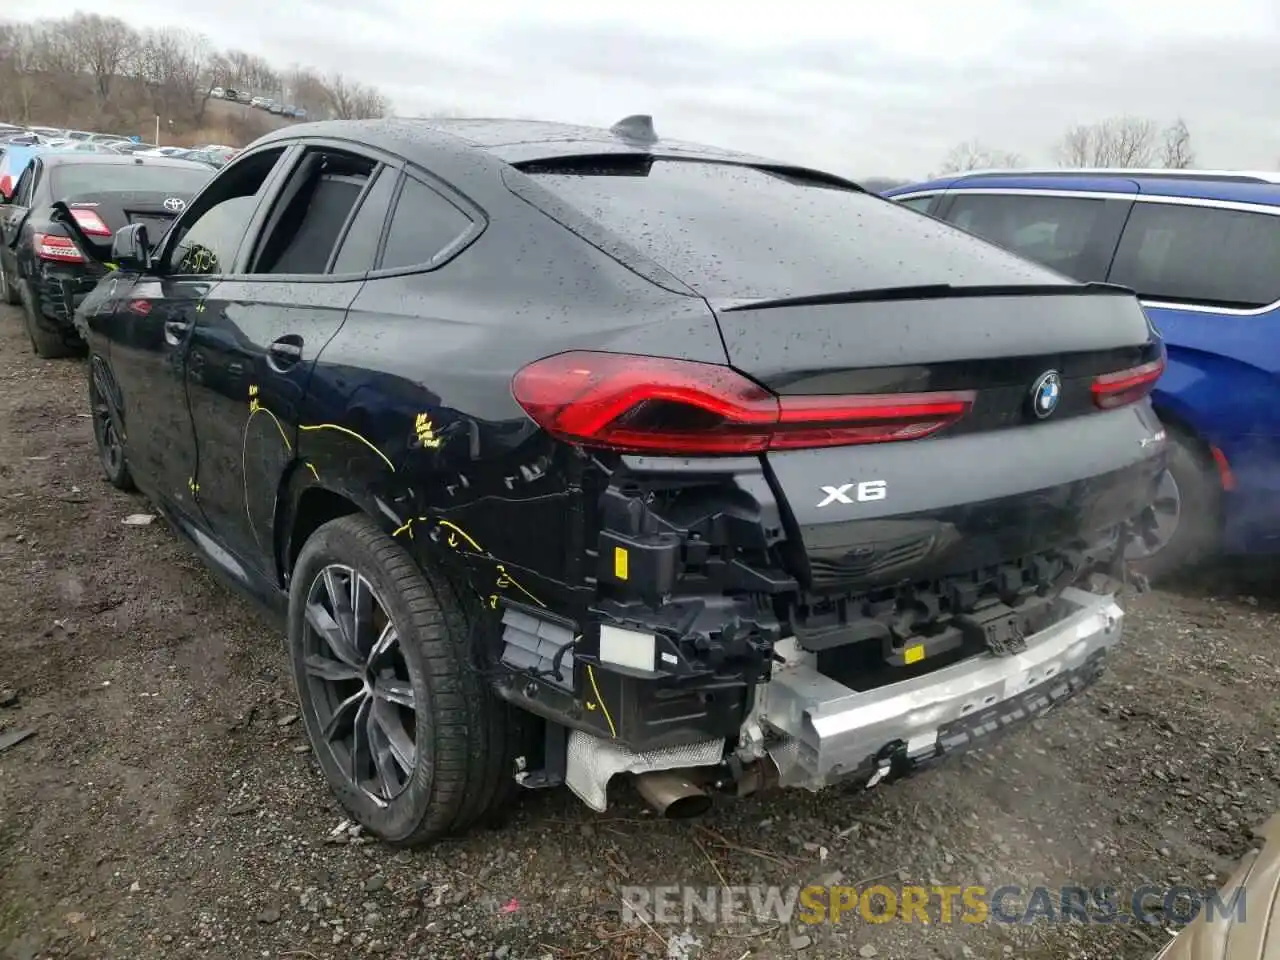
[
  {"x1": 1092, "y1": 354, "x2": 1166, "y2": 410},
  {"x1": 511, "y1": 351, "x2": 974, "y2": 455},
  {"x1": 33, "y1": 233, "x2": 84, "y2": 264},
  {"x1": 70, "y1": 208, "x2": 111, "y2": 236}
]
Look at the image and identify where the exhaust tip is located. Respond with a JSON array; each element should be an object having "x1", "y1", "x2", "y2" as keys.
[
  {"x1": 632, "y1": 770, "x2": 712, "y2": 819},
  {"x1": 664, "y1": 792, "x2": 713, "y2": 820}
]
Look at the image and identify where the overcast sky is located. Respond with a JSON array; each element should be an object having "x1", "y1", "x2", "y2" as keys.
[{"x1": 14, "y1": 0, "x2": 1280, "y2": 179}]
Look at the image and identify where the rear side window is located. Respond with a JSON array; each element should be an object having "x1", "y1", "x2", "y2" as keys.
[
  {"x1": 1108, "y1": 202, "x2": 1280, "y2": 309},
  {"x1": 330, "y1": 167, "x2": 397, "y2": 275},
  {"x1": 523, "y1": 159, "x2": 1065, "y2": 299},
  {"x1": 378, "y1": 175, "x2": 472, "y2": 271},
  {"x1": 943, "y1": 193, "x2": 1107, "y2": 281}
]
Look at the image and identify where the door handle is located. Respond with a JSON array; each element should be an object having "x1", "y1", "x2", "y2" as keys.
[
  {"x1": 267, "y1": 335, "x2": 304, "y2": 372},
  {"x1": 164, "y1": 319, "x2": 192, "y2": 345}
]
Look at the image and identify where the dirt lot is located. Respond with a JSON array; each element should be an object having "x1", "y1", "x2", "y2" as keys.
[{"x1": 1, "y1": 303, "x2": 1278, "y2": 960}]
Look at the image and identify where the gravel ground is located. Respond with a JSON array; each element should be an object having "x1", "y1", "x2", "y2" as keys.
[{"x1": 1, "y1": 302, "x2": 1278, "y2": 960}]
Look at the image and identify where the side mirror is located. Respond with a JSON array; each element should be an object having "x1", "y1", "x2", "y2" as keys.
[{"x1": 111, "y1": 223, "x2": 152, "y2": 272}]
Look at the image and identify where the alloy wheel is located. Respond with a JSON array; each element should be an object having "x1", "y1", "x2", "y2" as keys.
[
  {"x1": 302, "y1": 564, "x2": 418, "y2": 805},
  {"x1": 91, "y1": 364, "x2": 124, "y2": 477},
  {"x1": 1125, "y1": 470, "x2": 1181, "y2": 560}
]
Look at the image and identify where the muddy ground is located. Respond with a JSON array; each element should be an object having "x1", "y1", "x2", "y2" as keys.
[{"x1": 0, "y1": 302, "x2": 1277, "y2": 960}]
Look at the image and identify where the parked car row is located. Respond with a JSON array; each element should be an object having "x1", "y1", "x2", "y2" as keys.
[
  {"x1": 209, "y1": 87, "x2": 307, "y2": 119},
  {"x1": 0, "y1": 121, "x2": 241, "y2": 170},
  {"x1": 883, "y1": 169, "x2": 1280, "y2": 580},
  {"x1": 0, "y1": 146, "x2": 212, "y2": 355}
]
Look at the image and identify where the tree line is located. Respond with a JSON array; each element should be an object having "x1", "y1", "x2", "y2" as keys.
[
  {"x1": 935, "y1": 115, "x2": 1196, "y2": 175},
  {"x1": 0, "y1": 14, "x2": 390, "y2": 141}
]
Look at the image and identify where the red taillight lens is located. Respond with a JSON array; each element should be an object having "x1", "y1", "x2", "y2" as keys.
[
  {"x1": 33, "y1": 233, "x2": 84, "y2": 264},
  {"x1": 511, "y1": 351, "x2": 974, "y2": 455},
  {"x1": 1092, "y1": 355, "x2": 1166, "y2": 410},
  {"x1": 70, "y1": 208, "x2": 111, "y2": 236}
]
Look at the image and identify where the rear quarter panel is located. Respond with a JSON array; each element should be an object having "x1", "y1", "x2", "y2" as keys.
[{"x1": 290, "y1": 175, "x2": 726, "y2": 611}]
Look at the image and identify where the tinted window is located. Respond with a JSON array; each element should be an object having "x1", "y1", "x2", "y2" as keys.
[
  {"x1": 331, "y1": 167, "x2": 397, "y2": 275},
  {"x1": 1108, "y1": 203, "x2": 1280, "y2": 309},
  {"x1": 379, "y1": 176, "x2": 473, "y2": 270},
  {"x1": 13, "y1": 166, "x2": 34, "y2": 206},
  {"x1": 943, "y1": 193, "x2": 1106, "y2": 280},
  {"x1": 526, "y1": 159, "x2": 1063, "y2": 298},
  {"x1": 51, "y1": 163, "x2": 211, "y2": 198}
]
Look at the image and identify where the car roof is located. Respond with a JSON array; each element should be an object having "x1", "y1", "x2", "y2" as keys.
[
  {"x1": 249, "y1": 115, "x2": 864, "y2": 190},
  {"x1": 885, "y1": 168, "x2": 1280, "y2": 206}
]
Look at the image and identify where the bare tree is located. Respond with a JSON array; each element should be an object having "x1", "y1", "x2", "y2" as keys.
[
  {"x1": 937, "y1": 139, "x2": 1023, "y2": 174},
  {"x1": 1160, "y1": 117, "x2": 1194, "y2": 169},
  {"x1": 1054, "y1": 116, "x2": 1158, "y2": 167},
  {"x1": 0, "y1": 13, "x2": 393, "y2": 143},
  {"x1": 63, "y1": 13, "x2": 137, "y2": 103},
  {"x1": 321, "y1": 71, "x2": 389, "y2": 120}
]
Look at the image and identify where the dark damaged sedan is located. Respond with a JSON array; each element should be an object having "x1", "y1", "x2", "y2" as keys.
[
  {"x1": 61, "y1": 115, "x2": 1167, "y2": 844},
  {"x1": 0, "y1": 152, "x2": 210, "y2": 357}
]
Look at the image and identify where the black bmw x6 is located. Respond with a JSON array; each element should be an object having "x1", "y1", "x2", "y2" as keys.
[{"x1": 63, "y1": 115, "x2": 1167, "y2": 844}]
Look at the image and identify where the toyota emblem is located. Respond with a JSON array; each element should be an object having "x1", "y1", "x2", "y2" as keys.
[{"x1": 163, "y1": 197, "x2": 186, "y2": 212}]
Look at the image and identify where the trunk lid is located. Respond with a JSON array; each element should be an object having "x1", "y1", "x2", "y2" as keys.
[
  {"x1": 712, "y1": 285, "x2": 1166, "y2": 590},
  {"x1": 64, "y1": 190, "x2": 186, "y2": 255}
]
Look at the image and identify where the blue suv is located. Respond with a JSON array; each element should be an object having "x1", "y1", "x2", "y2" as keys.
[{"x1": 885, "y1": 169, "x2": 1280, "y2": 580}]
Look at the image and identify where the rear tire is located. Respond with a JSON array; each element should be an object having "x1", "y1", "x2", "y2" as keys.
[
  {"x1": 0, "y1": 262, "x2": 17, "y2": 306},
  {"x1": 287, "y1": 514, "x2": 527, "y2": 845},
  {"x1": 1127, "y1": 427, "x2": 1221, "y2": 583},
  {"x1": 18, "y1": 281, "x2": 79, "y2": 359}
]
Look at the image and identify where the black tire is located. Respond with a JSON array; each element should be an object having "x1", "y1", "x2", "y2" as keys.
[
  {"x1": 0, "y1": 261, "x2": 17, "y2": 306},
  {"x1": 88, "y1": 358, "x2": 134, "y2": 491},
  {"x1": 18, "y1": 280, "x2": 79, "y2": 359},
  {"x1": 288, "y1": 514, "x2": 527, "y2": 845},
  {"x1": 1127, "y1": 427, "x2": 1221, "y2": 583}
]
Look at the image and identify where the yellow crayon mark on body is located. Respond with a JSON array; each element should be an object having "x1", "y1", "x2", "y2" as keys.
[
  {"x1": 305, "y1": 462, "x2": 319, "y2": 481},
  {"x1": 414, "y1": 413, "x2": 442, "y2": 449},
  {"x1": 299, "y1": 423, "x2": 394, "y2": 472},
  {"x1": 904, "y1": 643, "x2": 925, "y2": 665},
  {"x1": 585, "y1": 664, "x2": 617, "y2": 738}
]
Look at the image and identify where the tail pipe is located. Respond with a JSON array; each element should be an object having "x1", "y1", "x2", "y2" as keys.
[{"x1": 632, "y1": 771, "x2": 712, "y2": 819}]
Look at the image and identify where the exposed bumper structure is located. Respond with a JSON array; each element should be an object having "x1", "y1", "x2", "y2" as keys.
[
  {"x1": 756, "y1": 586, "x2": 1123, "y2": 790},
  {"x1": 563, "y1": 587, "x2": 1123, "y2": 812}
]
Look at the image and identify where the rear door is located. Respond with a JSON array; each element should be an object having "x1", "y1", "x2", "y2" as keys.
[
  {"x1": 1106, "y1": 196, "x2": 1280, "y2": 543},
  {"x1": 933, "y1": 182, "x2": 1137, "y2": 282},
  {"x1": 185, "y1": 141, "x2": 400, "y2": 576}
]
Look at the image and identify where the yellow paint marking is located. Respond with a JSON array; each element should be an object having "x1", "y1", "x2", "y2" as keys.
[
  {"x1": 436, "y1": 519, "x2": 482, "y2": 553},
  {"x1": 305, "y1": 462, "x2": 319, "y2": 481},
  {"x1": 586, "y1": 665, "x2": 618, "y2": 738},
  {"x1": 613, "y1": 546, "x2": 629, "y2": 581},
  {"x1": 299, "y1": 423, "x2": 394, "y2": 473},
  {"x1": 903, "y1": 643, "x2": 925, "y2": 665}
]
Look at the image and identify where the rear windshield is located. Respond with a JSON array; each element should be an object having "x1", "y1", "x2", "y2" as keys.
[
  {"x1": 525, "y1": 159, "x2": 1069, "y2": 299},
  {"x1": 50, "y1": 163, "x2": 211, "y2": 198}
]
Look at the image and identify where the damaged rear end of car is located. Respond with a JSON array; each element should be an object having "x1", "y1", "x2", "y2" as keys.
[{"x1": 487, "y1": 152, "x2": 1168, "y2": 815}]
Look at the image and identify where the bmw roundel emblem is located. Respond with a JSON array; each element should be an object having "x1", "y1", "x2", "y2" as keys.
[{"x1": 1029, "y1": 370, "x2": 1062, "y2": 420}]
